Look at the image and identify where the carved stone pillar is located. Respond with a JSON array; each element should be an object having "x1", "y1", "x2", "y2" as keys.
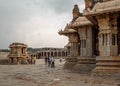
[
  {"x1": 70, "y1": 42, "x2": 79, "y2": 57},
  {"x1": 92, "y1": 14, "x2": 120, "y2": 77},
  {"x1": 64, "y1": 33, "x2": 79, "y2": 70},
  {"x1": 73, "y1": 26, "x2": 96, "y2": 74}
]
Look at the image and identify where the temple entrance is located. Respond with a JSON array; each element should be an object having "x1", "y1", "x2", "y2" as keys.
[{"x1": 117, "y1": 16, "x2": 120, "y2": 55}]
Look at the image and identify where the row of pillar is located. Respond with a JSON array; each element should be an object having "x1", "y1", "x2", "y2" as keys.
[
  {"x1": 38, "y1": 51, "x2": 68, "y2": 58},
  {"x1": 99, "y1": 33, "x2": 117, "y2": 46}
]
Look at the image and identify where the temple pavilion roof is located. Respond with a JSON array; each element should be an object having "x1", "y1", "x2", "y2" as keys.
[
  {"x1": 9, "y1": 42, "x2": 27, "y2": 48},
  {"x1": 70, "y1": 16, "x2": 92, "y2": 28},
  {"x1": 58, "y1": 24, "x2": 77, "y2": 35},
  {"x1": 84, "y1": 0, "x2": 120, "y2": 16},
  {"x1": 65, "y1": 42, "x2": 71, "y2": 47}
]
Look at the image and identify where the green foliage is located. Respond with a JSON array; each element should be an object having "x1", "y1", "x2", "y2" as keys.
[
  {"x1": 0, "y1": 49, "x2": 10, "y2": 52},
  {"x1": 27, "y1": 47, "x2": 37, "y2": 53}
]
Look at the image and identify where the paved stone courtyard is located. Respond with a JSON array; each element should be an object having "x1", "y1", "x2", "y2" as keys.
[{"x1": 0, "y1": 59, "x2": 118, "y2": 86}]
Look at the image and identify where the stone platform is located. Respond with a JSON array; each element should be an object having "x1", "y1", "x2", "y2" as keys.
[
  {"x1": 73, "y1": 57, "x2": 96, "y2": 74},
  {"x1": 91, "y1": 56, "x2": 120, "y2": 78},
  {"x1": 64, "y1": 57, "x2": 78, "y2": 70}
]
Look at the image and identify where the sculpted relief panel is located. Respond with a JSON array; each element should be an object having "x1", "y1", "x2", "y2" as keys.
[
  {"x1": 97, "y1": 14, "x2": 118, "y2": 32},
  {"x1": 97, "y1": 15, "x2": 110, "y2": 30},
  {"x1": 69, "y1": 34, "x2": 79, "y2": 43}
]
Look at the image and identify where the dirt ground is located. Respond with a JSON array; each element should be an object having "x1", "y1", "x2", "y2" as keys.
[{"x1": 0, "y1": 58, "x2": 119, "y2": 86}]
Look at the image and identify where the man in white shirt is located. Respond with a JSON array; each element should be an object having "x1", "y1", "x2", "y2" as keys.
[{"x1": 51, "y1": 56, "x2": 55, "y2": 68}]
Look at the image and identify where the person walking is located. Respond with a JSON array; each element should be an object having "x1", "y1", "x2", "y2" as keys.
[
  {"x1": 59, "y1": 58, "x2": 62, "y2": 62},
  {"x1": 33, "y1": 56, "x2": 36, "y2": 64},
  {"x1": 48, "y1": 56, "x2": 51, "y2": 67},
  {"x1": 51, "y1": 56, "x2": 55, "y2": 68}
]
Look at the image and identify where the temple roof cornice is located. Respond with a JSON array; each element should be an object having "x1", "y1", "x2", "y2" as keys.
[
  {"x1": 9, "y1": 42, "x2": 27, "y2": 48},
  {"x1": 70, "y1": 16, "x2": 93, "y2": 28},
  {"x1": 58, "y1": 24, "x2": 77, "y2": 36},
  {"x1": 84, "y1": 0, "x2": 120, "y2": 16}
]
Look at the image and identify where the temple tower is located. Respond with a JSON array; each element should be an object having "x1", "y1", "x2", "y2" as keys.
[{"x1": 72, "y1": 4, "x2": 80, "y2": 21}]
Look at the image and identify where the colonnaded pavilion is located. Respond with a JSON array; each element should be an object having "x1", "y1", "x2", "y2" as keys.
[{"x1": 59, "y1": 0, "x2": 120, "y2": 77}]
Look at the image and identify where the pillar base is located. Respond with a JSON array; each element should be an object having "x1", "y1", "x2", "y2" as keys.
[
  {"x1": 64, "y1": 57, "x2": 78, "y2": 70},
  {"x1": 73, "y1": 57, "x2": 96, "y2": 74},
  {"x1": 91, "y1": 56, "x2": 120, "y2": 78}
]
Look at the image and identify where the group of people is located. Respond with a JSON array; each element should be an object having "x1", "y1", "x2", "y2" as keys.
[
  {"x1": 28, "y1": 56, "x2": 36, "y2": 64},
  {"x1": 45, "y1": 56, "x2": 55, "y2": 68}
]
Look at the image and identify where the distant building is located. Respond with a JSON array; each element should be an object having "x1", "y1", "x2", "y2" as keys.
[{"x1": 37, "y1": 47, "x2": 68, "y2": 58}]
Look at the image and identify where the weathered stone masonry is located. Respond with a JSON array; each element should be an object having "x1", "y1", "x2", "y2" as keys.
[
  {"x1": 59, "y1": 0, "x2": 120, "y2": 77},
  {"x1": 8, "y1": 43, "x2": 30, "y2": 64}
]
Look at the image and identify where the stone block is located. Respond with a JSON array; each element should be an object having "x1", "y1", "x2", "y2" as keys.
[
  {"x1": 64, "y1": 57, "x2": 77, "y2": 70},
  {"x1": 73, "y1": 57, "x2": 96, "y2": 74},
  {"x1": 91, "y1": 56, "x2": 120, "y2": 78}
]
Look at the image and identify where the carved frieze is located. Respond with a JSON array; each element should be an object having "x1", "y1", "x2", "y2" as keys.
[
  {"x1": 97, "y1": 15, "x2": 110, "y2": 30},
  {"x1": 69, "y1": 33, "x2": 79, "y2": 43},
  {"x1": 97, "y1": 14, "x2": 118, "y2": 34}
]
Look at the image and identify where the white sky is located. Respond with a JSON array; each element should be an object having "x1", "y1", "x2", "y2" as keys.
[{"x1": 0, "y1": 0, "x2": 85, "y2": 49}]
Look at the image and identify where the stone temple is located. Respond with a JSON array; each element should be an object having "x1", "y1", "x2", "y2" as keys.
[
  {"x1": 8, "y1": 43, "x2": 30, "y2": 64},
  {"x1": 59, "y1": 0, "x2": 120, "y2": 77}
]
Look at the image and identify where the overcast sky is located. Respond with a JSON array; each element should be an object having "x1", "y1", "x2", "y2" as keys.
[{"x1": 0, "y1": 0, "x2": 84, "y2": 49}]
